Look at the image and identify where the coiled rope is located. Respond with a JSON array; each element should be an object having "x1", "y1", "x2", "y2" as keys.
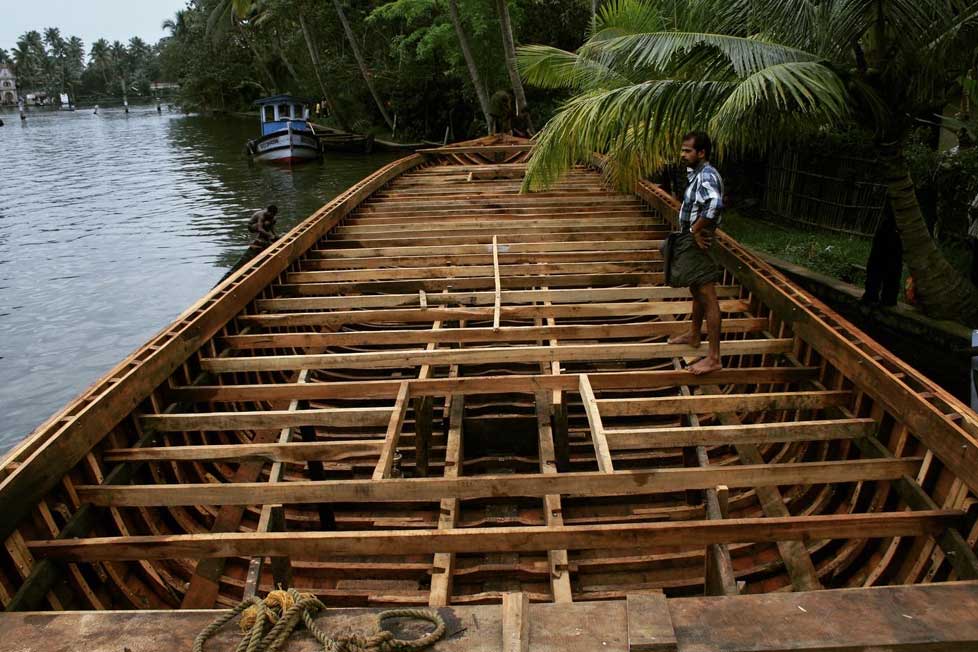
[{"x1": 192, "y1": 588, "x2": 446, "y2": 652}]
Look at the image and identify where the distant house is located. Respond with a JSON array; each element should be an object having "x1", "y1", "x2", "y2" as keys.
[
  {"x1": 151, "y1": 81, "x2": 180, "y2": 92},
  {"x1": 0, "y1": 64, "x2": 16, "y2": 105}
]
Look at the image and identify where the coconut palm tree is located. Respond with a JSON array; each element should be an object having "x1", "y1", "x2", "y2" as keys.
[
  {"x1": 13, "y1": 31, "x2": 48, "y2": 93},
  {"x1": 330, "y1": 0, "x2": 396, "y2": 131},
  {"x1": 494, "y1": 0, "x2": 532, "y2": 132},
  {"x1": 0, "y1": 49, "x2": 10, "y2": 64},
  {"x1": 206, "y1": 0, "x2": 278, "y2": 92},
  {"x1": 447, "y1": 0, "x2": 492, "y2": 133},
  {"x1": 89, "y1": 39, "x2": 113, "y2": 88},
  {"x1": 519, "y1": 0, "x2": 978, "y2": 323}
]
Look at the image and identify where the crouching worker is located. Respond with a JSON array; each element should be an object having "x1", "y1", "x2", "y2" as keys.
[
  {"x1": 665, "y1": 131, "x2": 724, "y2": 375},
  {"x1": 248, "y1": 204, "x2": 279, "y2": 246}
]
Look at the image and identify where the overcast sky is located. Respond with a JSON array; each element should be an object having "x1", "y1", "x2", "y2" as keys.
[{"x1": 2, "y1": 0, "x2": 188, "y2": 53}]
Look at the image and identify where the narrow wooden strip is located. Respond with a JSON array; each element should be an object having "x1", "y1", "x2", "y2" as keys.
[
  {"x1": 74, "y1": 458, "x2": 922, "y2": 507},
  {"x1": 429, "y1": 396, "x2": 464, "y2": 607},
  {"x1": 373, "y1": 381, "x2": 411, "y2": 480},
  {"x1": 141, "y1": 408, "x2": 392, "y2": 432},
  {"x1": 605, "y1": 418, "x2": 876, "y2": 450},
  {"x1": 580, "y1": 375, "x2": 613, "y2": 473},
  {"x1": 28, "y1": 511, "x2": 961, "y2": 561},
  {"x1": 492, "y1": 235, "x2": 501, "y2": 331}
]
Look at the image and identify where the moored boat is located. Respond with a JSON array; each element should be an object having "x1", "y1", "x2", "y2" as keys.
[
  {"x1": 4, "y1": 135, "x2": 978, "y2": 651},
  {"x1": 246, "y1": 94, "x2": 322, "y2": 164}
]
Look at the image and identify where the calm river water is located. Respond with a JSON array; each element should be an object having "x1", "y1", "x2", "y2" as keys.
[{"x1": 0, "y1": 105, "x2": 401, "y2": 451}]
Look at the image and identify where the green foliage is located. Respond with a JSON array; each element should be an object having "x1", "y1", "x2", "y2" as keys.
[{"x1": 519, "y1": 0, "x2": 978, "y2": 190}]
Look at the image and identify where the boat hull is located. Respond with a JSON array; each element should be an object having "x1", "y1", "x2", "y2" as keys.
[{"x1": 251, "y1": 130, "x2": 321, "y2": 164}]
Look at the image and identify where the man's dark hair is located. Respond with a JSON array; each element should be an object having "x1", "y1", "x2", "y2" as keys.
[
  {"x1": 267, "y1": 204, "x2": 278, "y2": 215},
  {"x1": 682, "y1": 131, "x2": 712, "y2": 159}
]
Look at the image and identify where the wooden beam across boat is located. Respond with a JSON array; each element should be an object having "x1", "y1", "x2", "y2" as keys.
[
  {"x1": 28, "y1": 511, "x2": 961, "y2": 561},
  {"x1": 74, "y1": 457, "x2": 922, "y2": 506},
  {"x1": 200, "y1": 338, "x2": 789, "y2": 373}
]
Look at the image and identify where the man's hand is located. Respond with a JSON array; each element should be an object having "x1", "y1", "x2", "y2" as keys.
[{"x1": 693, "y1": 228, "x2": 714, "y2": 250}]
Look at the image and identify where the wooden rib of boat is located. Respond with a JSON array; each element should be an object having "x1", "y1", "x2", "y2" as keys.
[{"x1": 4, "y1": 134, "x2": 978, "y2": 651}]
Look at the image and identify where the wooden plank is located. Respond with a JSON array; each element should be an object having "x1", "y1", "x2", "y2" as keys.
[
  {"x1": 102, "y1": 440, "x2": 384, "y2": 463},
  {"x1": 74, "y1": 458, "x2": 923, "y2": 506},
  {"x1": 429, "y1": 397, "x2": 464, "y2": 607},
  {"x1": 627, "y1": 593, "x2": 677, "y2": 652},
  {"x1": 502, "y1": 592, "x2": 530, "y2": 652},
  {"x1": 604, "y1": 419, "x2": 876, "y2": 450},
  {"x1": 200, "y1": 339, "x2": 790, "y2": 374},
  {"x1": 140, "y1": 407, "x2": 392, "y2": 432},
  {"x1": 27, "y1": 511, "x2": 962, "y2": 561},
  {"x1": 171, "y1": 367, "x2": 820, "y2": 404},
  {"x1": 220, "y1": 318, "x2": 765, "y2": 350},
  {"x1": 535, "y1": 392, "x2": 573, "y2": 603},
  {"x1": 666, "y1": 581, "x2": 978, "y2": 652},
  {"x1": 580, "y1": 375, "x2": 613, "y2": 472},
  {"x1": 373, "y1": 381, "x2": 411, "y2": 480},
  {"x1": 597, "y1": 390, "x2": 852, "y2": 416},
  {"x1": 235, "y1": 300, "x2": 751, "y2": 328}
]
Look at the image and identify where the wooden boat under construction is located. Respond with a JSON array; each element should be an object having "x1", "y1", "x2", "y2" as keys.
[{"x1": 6, "y1": 135, "x2": 978, "y2": 651}]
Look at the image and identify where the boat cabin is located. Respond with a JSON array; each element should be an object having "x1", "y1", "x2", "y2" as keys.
[{"x1": 254, "y1": 94, "x2": 313, "y2": 136}]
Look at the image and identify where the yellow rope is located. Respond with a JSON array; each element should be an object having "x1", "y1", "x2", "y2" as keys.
[{"x1": 192, "y1": 588, "x2": 446, "y2": 652}]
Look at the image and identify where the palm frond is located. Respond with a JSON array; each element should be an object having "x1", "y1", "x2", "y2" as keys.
[
  {"x1": 597, "y1": 31, "x2": 819, "y2": 78},
  {"x1": 523, "y1": 79, "x2": 735, "y2": 191},
  {"x1": 518, "y1": 44, "x2": 634, "y2": 90},
  {"x1": 710, "y1": 61, "x2": 851, "y2": 154}
]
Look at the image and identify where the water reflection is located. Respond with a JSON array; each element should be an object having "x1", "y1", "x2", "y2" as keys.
[{"x1": 0, "y1": 106, "x2": 401, "y2": 450}]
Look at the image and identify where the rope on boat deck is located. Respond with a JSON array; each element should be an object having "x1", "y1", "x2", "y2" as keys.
[{"x1": 192, "y1": 588, "x2": 446, "y2": 652}]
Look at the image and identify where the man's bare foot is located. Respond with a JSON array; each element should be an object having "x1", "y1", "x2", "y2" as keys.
[
  {"x1": 688, "y1": 356, "x2": 722, "y2": 375},
  {"x1": 668, "y1": 332, "x2": 702, "y2": 347}
]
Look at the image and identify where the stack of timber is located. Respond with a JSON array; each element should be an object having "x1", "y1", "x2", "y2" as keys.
[{"x1": 4, "y1": 134, "x2": 978, "y2": 651}]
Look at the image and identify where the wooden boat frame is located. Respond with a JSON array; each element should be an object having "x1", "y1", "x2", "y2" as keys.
[{"x1": 3, "y1": 135, "x2": 978, "y2": 651}]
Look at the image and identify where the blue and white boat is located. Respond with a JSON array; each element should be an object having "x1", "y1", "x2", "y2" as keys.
[{"x1": 247, "y1": 95, "x2": 322, "y2": 164}]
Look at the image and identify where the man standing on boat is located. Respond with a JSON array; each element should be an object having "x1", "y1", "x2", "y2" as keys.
[
  {"x1": 248, "y1": 205, "x2": 279, "y2": 245},
  {"x1": 666, "y1": 132, "x2": 724, "y2": 375}
]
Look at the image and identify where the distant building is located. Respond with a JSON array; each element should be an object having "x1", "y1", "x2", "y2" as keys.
[
  {"x1": 151, "y1": 81, "x2": 180, "y2": 92},
  {"x1": 0, "y1": 64, "x2": 16, "y2": 105}
]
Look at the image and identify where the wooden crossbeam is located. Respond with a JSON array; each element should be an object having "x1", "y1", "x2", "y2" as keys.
[
  {"x1": 220, "y1": 317, "x2": 764, "y2": 350},
  {"x1": 169, "y1": 366, "x2": 820, "y2": 404},
  {"x1": 74, "y1": 458, "x2": 922, "y2": 507},
  {"x1": 28, "y1": 511, "x2": 961, "y2": 561},
  {"x1": 286, "y1": 261, "x2": 659, "y2": 284},
  {"x1": 140, "y1": 407, "x2": 392, "y2": 432},
  {"x1": 102, "y1": 440, "x2": 385, "y2": 463},
  {"x1": 236, "y1": 300, "x2": 749, "y2": 328},
  {"x1": 492, "y1": 235, "x2": 502, "y2": 330},
  {"x1": 200, "y1": 339, "x2": 789, "y2": 374},
  {"x1": 604, "y1": 418, "x2": 876, "y2": 450},
  {"x1": 311, "y1": 238, "x2": 658, "y2": 258},
  {"x1": 256, "y1": 285, "x2": 739, "y2": 312},
  {"x1": 597, "y1": 390, "x2": 852, "y2": 416}
]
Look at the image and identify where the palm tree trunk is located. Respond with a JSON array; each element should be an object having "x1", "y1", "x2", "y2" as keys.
[
  {"x1": 494, "y1": 0, "x2": 533, "y2": 134},
  {"x1": 447, "y1": 0, "x2": 492, "y2": 134},
  {"x1": 877, "y1": 140, "x2": 978, "y2": 323},
  {"x1": 298, "y1": 13, "x2": 350, "y2": 131},
  {"x1": 330, "y1": 0, "x2": 395, "y2": 131}
]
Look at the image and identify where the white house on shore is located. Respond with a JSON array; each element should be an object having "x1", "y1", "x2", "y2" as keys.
[{"x1": 0, "y1": 64, "x2": 16, "y2": 105}]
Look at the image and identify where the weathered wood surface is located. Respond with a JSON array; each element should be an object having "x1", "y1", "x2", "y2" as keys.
[{"x1": 3, "y1": 582, "x2": 978, "y2": 651}]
